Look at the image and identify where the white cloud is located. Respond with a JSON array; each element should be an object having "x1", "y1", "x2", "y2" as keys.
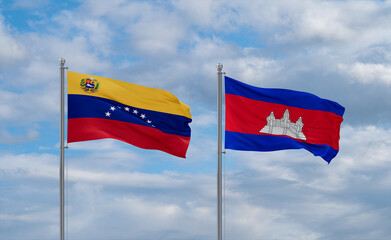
[
  {"x1": 0, "y1": 129, "x2": 39, "y2": 144},
  {"x1": 191, "y1": 110, "x2": 216, "y2": 127},
  {"x1": 292, "y1": 2, "x2": 354, "y2": 42},
  {"x1": 0, "y1": 149, "x2": 217, "y2": 239},
  {"x1": 2, "y1": 1, "x2": 391, "y2": 239},
  {"x1": 24, "y1": 34, "x2": 110, "y2": 76},
  {"x1": 178, "y1": 0, "x2": 389, "y2": 50},
  {"x1": 73, "y1": 0, "x2": 189, "y2": 56},
  {"x1": 338, "y1": 125, "x2": 391, "y2": 168},
  {"x1": 0, "y1": 209, "x2": 56, "y2": 223},
  {"x1": 223, "y1": 55, "x2": 281, "y2": 85},
  {"x1": 0, "y1": 153, "x2": 58, "y2": 179},
  {"x1": 51, "y1": 10, "x2": 114, "y2": 56},
  {"x1": 0, "y1": 87, "x2": 58, "y2": 124},
  {"x1": 10, "y1": 0, "x2": 50, "y2": 9},
  {"x1": 3, "y1": 122, "x2": 391, "y2": 240},
  {"x1": 64, "y1": 186, "x2": 216, "y2": 240},
  {"x1": 0, "y1": 15, "x2": 25, "y2": 64},
  {"x1": 69, "y1": 170, "x2": 188, "y2": 188},
  {"x1": 172, "y1": 0, "x2": 239, "y2": 30},
  {"x1": 127, "y1": 14, "x2": 187, "y2": 56},
  {"x1": 339, "y1": 62, "x2": 391, "y2": 85},
  {"x1": 227, "y1": 125, "x2": 391, "y2": 193},
  {"x1": 126, "y1": 9, "x2": 189, "y2": 56},
  {"x1": 0, "y1": 150, "x2": 204, "y2": 189},
  {"x1": 225, "y1": 201, "x2": 324, "y2": 240}
]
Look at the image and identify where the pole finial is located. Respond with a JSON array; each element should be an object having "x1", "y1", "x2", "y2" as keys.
[
  {"x1": 59, "y1": 58, "x2": 66, "y2": 66},
  {"x1": 217, "y1": 63, "x2": 223, "y2": 72}
]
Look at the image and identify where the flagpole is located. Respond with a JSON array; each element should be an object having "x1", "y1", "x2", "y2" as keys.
[
  {"x1": 59, "y1": 58, "x2": 66, "y2": 240},
  {"x1": 217, "y1": 63, "x2": 223, "y2": 240}
]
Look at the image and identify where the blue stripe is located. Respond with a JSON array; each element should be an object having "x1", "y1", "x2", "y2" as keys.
[
  {"x1": 225, "y1": 76, "x2": 345, "y2": 117},
  {"x1": 68, "y1": 94, "x2": 191, "y2": 137},
  {"x1": 225, "y1": 131, "x2": 338, "y2": 163}
]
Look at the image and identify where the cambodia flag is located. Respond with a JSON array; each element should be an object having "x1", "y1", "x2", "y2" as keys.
[
  {"x1": 225, "y1": 76, "x2": 345, "y2": 163},
  {"x1": 67, "y1": 71, "x2": 192, "y2": 158}
]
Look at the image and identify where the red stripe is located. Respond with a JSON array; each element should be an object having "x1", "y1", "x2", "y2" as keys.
[
  {"x1": 68, "y1": 118, "x2": 190, "y2": 158},
  {"x1": 225, "y1": 94, "x2": 343, "y2": 150}
]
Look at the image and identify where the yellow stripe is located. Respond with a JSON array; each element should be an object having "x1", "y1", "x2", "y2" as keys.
[{"x1": 67, "y1": 71, "x2": 191, "y2": 118}]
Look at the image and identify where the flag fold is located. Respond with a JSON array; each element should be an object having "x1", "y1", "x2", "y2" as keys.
[
  {"x1": 225, "y1": 76, "x2": 344, "y2": 163},
  {"x1": 67, "y1": 71, "x2": 192, "y2": 158}
]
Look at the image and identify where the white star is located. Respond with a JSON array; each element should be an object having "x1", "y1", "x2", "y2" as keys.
[
  {"x1": 147, "y1": 120, "x2": 152, "y2": 124},
  {"x1": 110, "y1": 106, "x2": 116, "y2": 111},
  {"x1": 124, "y1": 107, "x2": 130, "y2": 112},
  {"x1": 140, "y1": 114, "x2": 146, "y2": 119},
  {"x1": 133, "y1": 109, "x2": 138, "y2": 114},
  {"x1": 117, "y1": 106, "x2": 122, "y2": 109},
  {"x1": 105, "y1": 112, "x2": 111, "y2": 117}
]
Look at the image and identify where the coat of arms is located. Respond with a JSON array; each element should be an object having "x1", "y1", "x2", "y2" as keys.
[
  {"x1": 260, "y1": 109, "x2": 306, "y2": 140},
  {"x1": 80, "y1": 78, "x2": 99, "y2": 93}
]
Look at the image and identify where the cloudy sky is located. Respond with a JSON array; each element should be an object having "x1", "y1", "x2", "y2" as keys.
[{"x1": 1, "y1": 0, "x2": 391, "y2": 239}]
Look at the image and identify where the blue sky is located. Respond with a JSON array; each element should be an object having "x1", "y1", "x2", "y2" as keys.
[{"x1": 1, "y1": 0, "x2": 391, "y2": 239}]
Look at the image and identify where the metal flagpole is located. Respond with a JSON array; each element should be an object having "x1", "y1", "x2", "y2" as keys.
[
  {"x1": 59, "y1": 58, "x2": 66, "y2": 240},
  {"x1": 217, "y1": 63, "x2": 223, "y2": 240}
]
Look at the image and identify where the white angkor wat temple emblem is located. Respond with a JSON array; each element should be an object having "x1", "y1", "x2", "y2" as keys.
[{"x1": 259, "y1": 109, "x2": 306, "y2": 140}]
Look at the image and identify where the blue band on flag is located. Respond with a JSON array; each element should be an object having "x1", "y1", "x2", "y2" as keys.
[
  {"x1": 225, "y1": 131, "x2": 339, "y2": 163},
  {"x1": 68, "y1": 94, "x2": 191, "y2": 137},
  {"x1": 225, "y1": 76, "x2": 345, "y2": 116}
]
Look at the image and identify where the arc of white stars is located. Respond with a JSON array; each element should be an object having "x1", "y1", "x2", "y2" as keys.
[{"x1": 104, "y1": 106, "x2": 155, "y2": 127}]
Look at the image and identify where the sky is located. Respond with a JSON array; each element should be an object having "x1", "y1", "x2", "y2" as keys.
[{"x1": 1, "y1": 0, "x2": 391, "y2": 239}]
